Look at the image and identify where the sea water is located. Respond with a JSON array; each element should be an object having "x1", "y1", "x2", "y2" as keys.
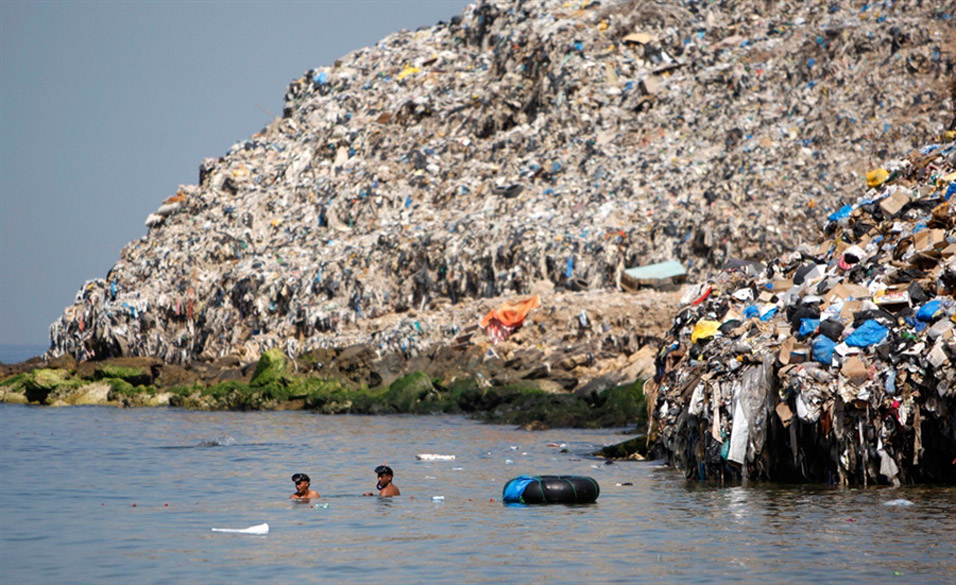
[
  {"x1": 0, "y1": 405, "x2": 953, "y2": 584},
  {"x1": 0, "y1": 344, "x2": 48, "y2": 364}
]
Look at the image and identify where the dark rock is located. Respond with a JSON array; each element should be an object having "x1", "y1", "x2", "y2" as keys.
[
  {"x1": 46, "y1": 353, "x2": 77, "y2": 371},
  {"x1": 155, "y1": 364, "x2": 199, "y2": 387},
  {"x1": 594, "y1": 435, "x2": 648, "y2": 459},
  {"x1": 521, "y1": 363, "x2": 551, "y2": 379},
  {"x1": 75, "y1": 357, "x2": 160, "y2": 384},
  {"x1": 213, "y1": 356, "x2": 241, "y2": 369},
  {"x1": 216, "y1": 368, "x2": 246, "y2": 383},
  {"x1": 298, "y1": 348, "x2": 337, "y2": 372},
  {"x1": 187, "y1": 360, "x2": 221, "y2": 382},
  {"x1": 338, "y1": 343, "x2": 374, "y2": 365}
]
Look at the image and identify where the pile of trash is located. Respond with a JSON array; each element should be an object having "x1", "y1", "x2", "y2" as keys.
[
  {"x1": 47, "y1": 0, "x2": 954, "y2": 375},
  {"x1": 647, "y1": 140, "x2": 956, "y2": 485}
]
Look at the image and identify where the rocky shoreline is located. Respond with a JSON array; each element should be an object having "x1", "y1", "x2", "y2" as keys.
[{"x1": 2, "y1": 288, "x2": 676, "y2": 435}]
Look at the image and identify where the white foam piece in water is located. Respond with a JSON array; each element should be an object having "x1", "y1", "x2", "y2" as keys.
[
  {"x1": 883, "y1": 499, "x2": 915, "y2": 507},
  {"x1": 212, "y1": 523, "x2": 269, "y2": 534},
  {"x1": 416, "y1": 453, "x2": 455, "y2": 461}
]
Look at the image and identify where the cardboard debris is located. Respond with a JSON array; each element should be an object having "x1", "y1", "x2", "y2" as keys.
[{"x1": 622, "y1": 32, "x2": 655, "y2": 45}]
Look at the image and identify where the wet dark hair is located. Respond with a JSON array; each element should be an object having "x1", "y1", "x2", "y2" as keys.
[
  {"x1": 374, "y1": 465, "x2": 393, "y2": 476},
  {"x1": 291, "y1": 473, "x2": 310, "y2": 483}
]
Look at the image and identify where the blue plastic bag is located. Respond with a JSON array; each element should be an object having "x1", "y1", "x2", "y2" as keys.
[
  {"x1": 812, "y1": 335, "x2": 836, "y2": 364},
  {"x1": 799, "y1": 318, "x2": 820, "y2": 337},
  {"x1": 828, "y1": 204, "x2": 852, "y2": 222},
  {"x1": 916, "y1": 300, "x2": 943, "y2": 322},
  {"x1": 845, "y1": 319, "x2": 889, "y2": 347},
  {"x1": 759, "y1": 306, "x2": 778, "y2": 321}
]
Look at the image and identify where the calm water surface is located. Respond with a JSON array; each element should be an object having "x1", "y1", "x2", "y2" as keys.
[
  {"x1": 1, "y1": 405, "x2": 953, "y2": 584},
  {"x1": 0, "y1": 344, "x2": 47, "y2": 364}
]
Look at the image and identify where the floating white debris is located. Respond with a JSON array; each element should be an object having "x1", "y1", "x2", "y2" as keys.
[
  {"x1": 416, "y1": 453, "x2": 455, "y2": 461},
  {"x1": 212, "y1": 523, "x2": 269, "y2": 535}
]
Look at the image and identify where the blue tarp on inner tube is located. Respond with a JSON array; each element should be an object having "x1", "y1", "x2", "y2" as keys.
[
  {"x1": 502, "y1": 475, "x2": 600, "y2": 505},
  {"x1": 502, "y1": 476, "x2": 537, "y2": 503}
]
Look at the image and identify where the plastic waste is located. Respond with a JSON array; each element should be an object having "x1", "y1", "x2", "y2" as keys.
[
  {"x1": 212, "y1": 523, "x2": 269, "y2": 535},
  {"x1": 845, "y1": 320, "x2": 889, "y2": 347},
  {"x1": 691, "y1": 320, "x2": 721, "y2": 343}
]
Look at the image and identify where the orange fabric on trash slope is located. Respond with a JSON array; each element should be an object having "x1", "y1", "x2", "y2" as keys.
[{"x1": 479, "y1": 295, "x2": 540, "y2": 329}]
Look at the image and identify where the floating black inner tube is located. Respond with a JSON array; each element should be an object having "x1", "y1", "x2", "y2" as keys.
[{"x1": 502, "y1": 475, "x2": 600, "y2": 504}]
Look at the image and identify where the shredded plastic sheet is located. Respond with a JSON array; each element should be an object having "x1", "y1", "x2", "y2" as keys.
[
  {"x1": 726, "y1": 359, "x2": 773, "y2": 465},
  {"x1": 480, "y1": 295, "x2": 540, "y2": 342}
]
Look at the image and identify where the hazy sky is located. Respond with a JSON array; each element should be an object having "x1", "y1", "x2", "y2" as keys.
[{"x1": 0, "y1": 0, "x2": 470, "y2": 348}]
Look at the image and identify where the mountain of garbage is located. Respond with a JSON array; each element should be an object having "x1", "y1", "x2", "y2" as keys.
[
  {"x1": 647, "y1": 139, "x2": 956, "y2": 485},
  {"x1": 48, "y1": 0, "x2": 953, "y2": 400}
]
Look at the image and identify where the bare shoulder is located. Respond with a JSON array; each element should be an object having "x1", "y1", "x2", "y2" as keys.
[{"x1": 381, "y1": 484, "x2": 400, "y2": 497}]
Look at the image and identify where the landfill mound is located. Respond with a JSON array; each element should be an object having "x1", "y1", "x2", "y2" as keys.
[
  {"x1": 647, "y1": 140, "x2": 956, "y2": 485},
  {"x1": 48, "y1": 0, "x2": 954, "y2": 386}
]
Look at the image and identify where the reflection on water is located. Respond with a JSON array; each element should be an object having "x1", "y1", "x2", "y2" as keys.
[{"x1": 0, "y1": 405, "x2": 953, "y2": 585}]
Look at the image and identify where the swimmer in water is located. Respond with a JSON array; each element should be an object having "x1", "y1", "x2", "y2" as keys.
[
  {"x1": 290, "y1": 473, "x2": 319, "y2": 500},
  {"x1": 364, "y1": 465, "x2": 399, "y2": 497}
]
